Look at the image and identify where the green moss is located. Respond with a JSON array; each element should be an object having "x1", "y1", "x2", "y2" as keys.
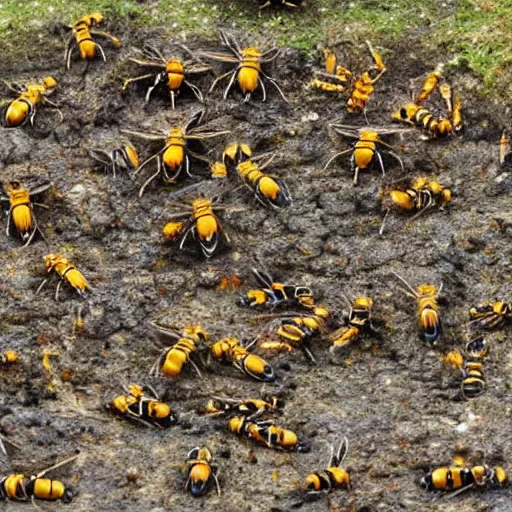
[{"x1": 1, "y1": 0, "x2": 511, "y2": 96}]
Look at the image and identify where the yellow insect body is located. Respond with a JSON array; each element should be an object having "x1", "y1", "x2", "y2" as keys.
[
  {"x1": 163, "y1": 128, "x2": 186, "y2": 171},
  {"x1": 1, "y1": 351, "x2": 19, "y2": 364},
  {"x1": 186, "y1": 447, "x2": 220, "y2": 496},
  {"x1": 239, "y1": 48, "x2": 262, "y2": 94},
  {"x1": 210, "y1": 162, "x2": 228, "y2": 178},
  {"x1": 5, "y1": 77, "x2": 57, "y2": 127},
  {"x1": 162, "y1": 221, "x2": 184, "y2": 241},
  {"x1": 417, "y1": 68, "x2": 443, "y2": 103},
  {"x1": 44, "y1": 254, "x2": 90, "y2": 297},
  {"x1": 0, "y1": 474, "x2": 72, "y2": 502},
  {"x1": 166, "y1": 59, "x2": 185, "y2": 90},
  {"x1": 7, "y1": 185, "x2": 32, "y2": 234},
  {"x1": 223, "y1": 142, "x2": 252, "y2": 167},
  {"x1": 193, "y1": 199, "x2": 219, "y2": 246},
  {"x1": 353, "y1": 130, "x2": 379, "y2": 169}
]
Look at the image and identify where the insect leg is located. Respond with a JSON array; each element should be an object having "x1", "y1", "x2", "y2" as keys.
[
  {"x1": 139, "y1": 157, "x2": 162, "y2": 198},
  {"x1": 209, "y1": 71, "x2": 235, "y2": 93},
  {"x1": 223, "y1": 70, "x2": 239, "y2": 100}
]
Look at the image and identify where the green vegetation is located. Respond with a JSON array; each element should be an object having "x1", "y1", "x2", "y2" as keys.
[{"x1": 1, "y1": 0, "x2": 511, "y2": 96}]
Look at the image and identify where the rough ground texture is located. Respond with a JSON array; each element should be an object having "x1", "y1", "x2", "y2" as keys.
[{"x1": 1, "y1": 11, "x2": 512, "y2": 512}]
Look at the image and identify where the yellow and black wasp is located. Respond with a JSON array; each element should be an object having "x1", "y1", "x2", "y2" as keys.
[
  {"x1": 228, "y1": 416, "x2": 308, "y2": 452},
  {"x1": 1, "y1": 76, "x2": 61, "y2": 127},
  {"x1": 1, "y1": 178, "x2": 51, "y2": 247},
  {"x1": 150, "y1": 322, "x2": 208, "y2": 380},
  {"x1": 251, "y1": 305, "x2": 331, "y2": 363},
  {"x1": 393, "y1": 65, "x2": 462, "y2": 137},
  {"x1": 461, "y1": 336, "x2": 489, "y2": 400},
  {"x1": 0, "y1": 453, "x2": 79, "y2": 503},
  {"x1": 199, "y1": 396, "x2": 283, "y2": 421},
  {"x1": 209, "y1": 337, "x2": 276, "y2": 382},
  {"x1": 162, "y1": 183, "x2": 232, "y2": 259},
  {"x1": 312, "y1": 40, "x2": 386, "y2": 114},
  {"x1": 200, "y1": 30, "x2": 288, "y2": 103},
  {"x1": 380, "y1": 177, "x2": 452, "y2": 234},
  {"x1": 89, "y1": 143, "x2": 139, "y2": 178},
  {"x1": 185, "y1": 447, "x2": 221, "y2": 497},
  {"x1": 36, "y1": 254, "x2": 91, "y2": 301},
  {"x1": 305, "y1": 436, "x2": 350, "y2": 493},
  {"x1": 122, "y1": 45, "x2": 210, "y2": 109},
  {"x1": 236, "y1": 155, "x2": 292, "y2": 209},
  {"x1": 64, "y1": 13, "x2": 121, "y2": 70},
  {"x1": 237, "y1": 265, "x2": 315, "y2": 309},
  {"x1": 109, "y1": 383, "x2": 177, "y2": 428},
  {"x1": 392, "y1": 272, "x2": 442, "y2": 344},
  {"x1": 329, "y1": 296, "x2": 374, "y2": 352},
  {"x1": 421, "y1": 457, "x2": 507, "y2": 496},
  {"x1": 469, "y1": 300, "x2": 511, "y2": 331},
  {"x1": 324, "y1": 124, "x2": 407, "y2": 186},
  {"x1": 122, "y1": 110, "x2": 230, "y2": 197}
]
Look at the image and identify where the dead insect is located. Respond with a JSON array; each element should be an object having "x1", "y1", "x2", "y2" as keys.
[
  {"x1": 89, "y1": 143, "x2": 139, "y2": 178},
  {"x1": 469, "y1": 301, "x2": 511, "y2": 331},
  {"x1": 201, "y1": 30, "x2": 288, "y2": 103},
  {"x1": 36, "y1": 254, "x2": 91, "y2": 301},
  {"x1": 392, "y1": 272, "x2": 442, "y2": 344},
  {"x1": 305, "y1": 436, "x2": 350, "y2": 493},
  {"x1": 150, "y1": 322, "x2": 208, "y2": 380},
  {"x1": 381, "y1": 177, "x2": 452, "y2": 234},
  {"x1": 1, "y1": 179, "x2": 51, "y2": 246},
  {"x1": 122, "y1": 110, "x2": 230, "y2": 197},
  {"x1": 109, "y1": 383, "x2": 177, "y2": 428},
  {"x1": 1, "y1": 76, "x2": 61, "y2": 128},
  {"x1": 228, "y1": 416, "x2": 307, "y2": 451},
  {"x1": 223, "y1": 142, "x2": 253, "y2": 169},
  {"x1": 324, "y1": 124, "x2": 407, "y2": 186},
  {"x1": 185, "y1": 447, "x2": 221, "y2": 497},
  {"x1": 199, "y1": 396, "x2": 283, "y2": 421},
  {"x1": 64, "y1": 13, "x2": 121, "y2": 70},
  {"x1": 122, "y1": 45, "x2": 210, "y2": 109},
  {"x1": 237, "y1": 265, "x2": 315, "y2": 309},
  {"x1": 0, "y1": 452, "x2": 79, "y2": 503},
  {"x1": 329, "y1": 296, "x2": 374, "y2": 352}
]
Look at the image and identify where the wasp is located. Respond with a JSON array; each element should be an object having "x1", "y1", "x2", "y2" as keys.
[
  {"x1": 329, "y1": 296, "x2": 373, "y2": 351},
  {"x1": 122, "y1": 110, "x2": 230, "y2": 197},
  {"x1": 381, "y1": 177, "x2": 452, "y2": 234},
  {"x1": 150, "y1": 322, "x2": 208, "y2": 379},
  {"x1": 185, "y1": 447, "x2": 221, "y2": 497},
  {"x1": 1, "y1": 179, "x2": 51, "y2": 247},
  {"x1": 237, "y1": 265, "x2": 315, "y2": 309},
  {"x1": 236, "y1": 156, "x2": 292, "y2": 208},
  {"x1": 324, "y1": 124, "x2": 406, "y2": 185},
  {"x1": 254, "y1": 305, "x2": 331, "y2": 363},
  {"x1": 64, "y1": 13, "x2": 121, "y2": 70},
  {"x1": 209, "y1": 337, "x2": 276, "y2": 382},
  {"x1": 0, "y1": 453, "x2": 78, "y2": 503},
  {"x1": 0, "y1": 351, "x2": 18, "y2": 365},
  {"x1": 162, "y1": 194, "x2": 231, "y2": 259},
  {"x1": 305, "y1": 436, "x2": 350, "y2": 493},
  {"x1": 109, "y1": 383, "x2": 177, "y2": 428},
  {"x1": 1, "y1": 76, "x2": 60, "y2": 127},
  {"x1": 258, "y1": 0, "x2": 302, "y2": 8},
  {"x1": 89, "y1": 144, "x2": 139, "y2": 178},
  {"x1": 392, "y1": 272, "x2": 442, "y2": 344},
  {"x1": 228, "y1": 416, "x2": 307, "y2": 451},
  {"x1": 223, "y1": 142, "x2": 253, "y2": 169},
  {"x1": 461, "y1": 360, "x2": 486, "y2": 400},
  {"x1": 469, "y1": 301, "x2": 511, "y2": 331},
  {"x1": 122, "y1": 45, "x2": 210, "y2": 109},
  {"x1": 36, "y1": 254, "x2": 91, "y2": 301},
  {"x1": 201, "y1": 30, "x2": 288, "y2": 103},
  {"x1": 393, "y1": 103, "x2": 456, "y2": 137},
  {"x1": 421, "y1": 459, "x2": 507, "y2": 496},
  {"x1": 199, "y1": 396, "x2": 282, "y2": 421}
]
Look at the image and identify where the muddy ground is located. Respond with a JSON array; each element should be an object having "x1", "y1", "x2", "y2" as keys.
[{"x1": 1, "y1": 16, "x2": 512, "y2": 512}]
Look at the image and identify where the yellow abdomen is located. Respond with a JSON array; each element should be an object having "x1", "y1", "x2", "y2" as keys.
[
  {"x1": 3, "y1": 474, "x2": 25, "y2": 498},
  {"x1": 65, "y1": 268, "x2": 89, "y2": 292},
  {"x1": 196, "y1": 215, "x2": 217, "y2": 242},
  {"x1": 162, "y1": 348, "x2": 188, "y2": 378},
  {"x1": 77, "y1": 31, "x2": 97, "y2": 60},
  {"x1": 238, "y1": 64, "x2": 260, "y2": 94},
  {"x1": 33, "y1": 478, "x2": 65, "y2": 499},
  {"x1": 5, "y1": 100, "x2": 29, "y2": 127},
  {"x1": 163, "y1": 137, "x2": 185, "y2": 169},
  {"x1": 12, "y1": 204, "x2": 33, "y2": 233},
  {"x1": 258, "y1": 176, "x2": 280, "y2": 200},
  {"x1": 167, "y1": 61, "x2": 185, "y2": 90},
  {"x1": 354, "y1": 143, "x2": 375, "y2": 168}
]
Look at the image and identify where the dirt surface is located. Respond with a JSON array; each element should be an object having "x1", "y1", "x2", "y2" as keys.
[{"x1": 1, "y1": 18, "x2": 512, "y2": 512}]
